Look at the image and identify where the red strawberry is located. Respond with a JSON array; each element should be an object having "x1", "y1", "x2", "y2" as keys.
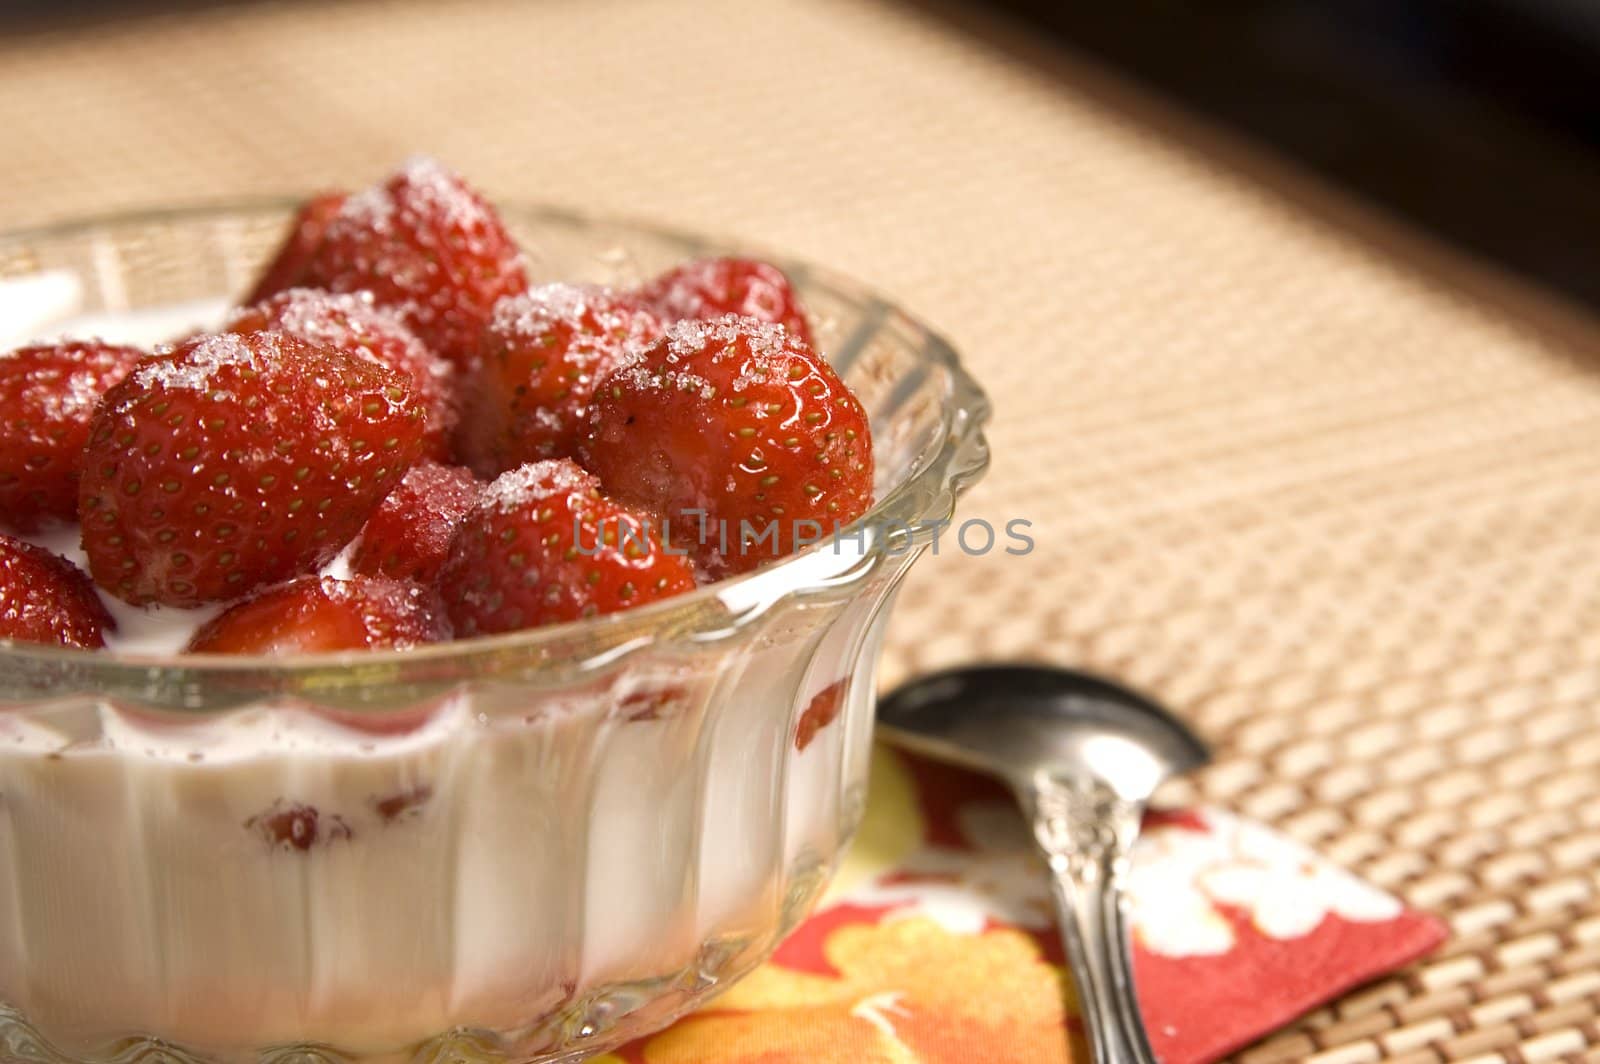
[
  {"x1": 245, "y1": 191, "x2": 347, "y2": 304},
  {"x1": 436, "y1": 459, "x2": 695, "y2": 636},
  {"x1": 350, "y1": 460, "x2": 483, "y2": 583},
  {"x1": 0, "y1": 340, "x2": 147, "y2": 532},
  {"x1": 636, "y1": 257, "x2": 813, "y2": 347},
  {"x1": 224, "y1": 288, "x2": 456, "y2": 460},
  {"x1": 0, "y1": 535, "x2": 115, "y2": 648},
  {"x1": 458, "y1": 285, "x2": 662, "y2": 476},
  {"x1": 795, "y1": 680, "x2": 846, "y2": 751},
  {"x1": 301, "y1": 158, "x2": 528, "y2": 366},
  {"x1": 79, "y1": 331, "x2": 426, "y2": 607},
  {"x1": 246, "y1": 800, "x2": 351, "y2": 851},
  {"x1": 187, "y1": 575, "x2": 448, "y2": 654},
  {"x1": 581, "y1": 316, "x2": 873, "y2": 577}
]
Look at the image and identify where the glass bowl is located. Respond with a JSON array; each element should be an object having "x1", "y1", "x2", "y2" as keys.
[{"x1": 0, "y1": 203, "x2": 990, "y2": 1063}]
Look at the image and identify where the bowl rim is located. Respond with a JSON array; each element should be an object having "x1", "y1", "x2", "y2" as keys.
[{"x1": 0, "y1": 199, "x2": 992, "y2": 690}]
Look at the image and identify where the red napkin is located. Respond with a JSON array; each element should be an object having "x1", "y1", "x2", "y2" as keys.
[{"x1": 605, "y1": 748, "x2": 1446, "y2": 1064}]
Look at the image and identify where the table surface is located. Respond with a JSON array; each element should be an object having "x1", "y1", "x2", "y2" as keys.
[{"x1": 6, "y1": 2, "x2": 1600, "y2": 1061}]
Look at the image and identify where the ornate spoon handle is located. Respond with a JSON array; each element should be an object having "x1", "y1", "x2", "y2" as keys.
[{"x1": 1024, "y1": 773, "x2": 1156, "y2": 1064}]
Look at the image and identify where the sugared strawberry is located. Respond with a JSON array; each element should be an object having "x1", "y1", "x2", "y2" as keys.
[
  {"x1": 458, "y1": 285, "x2": 661, "y2": 476},
  {"x1": 636, "y1": 257, "x2": 813, "y2": 347},
  {"x1": 300, "y1": 157, "x2": 528, "y2": 365},
  {"x1": 350, "y1": 460, "x2": 483, "y2": 583},
  {"x1": 245, "y1": 191, "x2": 347, "y2": 304},
  {"x1": 80, "y1": 331, "x2": 426, "y2": 607},
  {"x1": 224, "y1": 288, "x2": 456, "y2": 460},
  {"x1": 581, "y1": 316, "x2": 872, "y2": 576},
  {"x1": 187, "y1": 575, "x2": 448, "y2": 654},
  {"x1": 436, "y1": 459, "x2": 695, "y2": 636},
  {"x1": 0, "y1": 340, "x2": 146, "y2": 532},
  {"x1": 0, "y1": 535, "x2": 115, "y2": 648}
]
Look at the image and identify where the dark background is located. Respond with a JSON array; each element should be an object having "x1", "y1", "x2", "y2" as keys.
[{"x1": 984, "y1": 0, "x2": 1600, "y2": 311}]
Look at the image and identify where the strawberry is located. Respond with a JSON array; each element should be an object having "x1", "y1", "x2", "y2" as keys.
[
  {"x1": 0, "y1": 535, "x2": 115, "y2": 648},
  {"x1": 795, "y1": 680, "x2": 846, "y2": 751},
  {"x1": 436, "y1": 459, "x2": 695, "y2": 636},
  {"x1": 374, "y1": 784, "x2": 433, "y2": 822},
  {"x1": 79, "y1": 331, "x2": 426, "y2": 607},
  {"x1": 300, "y1": 157, "x2": 528, "y2": 366},
  {"x1": 458, "y1": 285, "x2": 661, "y2": 476},
  {"x1": 0, "y1": 340, "x2": 146, "y2": 532},
  {"x1": 224, "y1": 288, "x2": 457, "y2": 460},
  {"x1": 246, "y1": 800, "x2": 351, "y2": 851},
  {"x1": 581, "y1": 316, "x2": 873, "y2": 576},
  {"x1": 245, "y1": 191, "x2": 347, "y2": 304},
  {"x1": 187, "y1": 575, "x2": 448, "y2": 654},
  {"x1": 350, "y1": 460, "x2": 483, "y2": 583},
  {"x1": 635, "y1": 257, "x2": 813, "y2": 347}
]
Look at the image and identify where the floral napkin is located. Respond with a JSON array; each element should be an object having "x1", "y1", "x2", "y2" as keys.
[{"x1": 602, "y1": 746, "x2": 1445, "y2": 1064}]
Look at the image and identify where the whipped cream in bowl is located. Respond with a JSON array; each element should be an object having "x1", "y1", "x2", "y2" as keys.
[{"x1": 0, "y1": 203, "x2": 990, "y2": 1063}]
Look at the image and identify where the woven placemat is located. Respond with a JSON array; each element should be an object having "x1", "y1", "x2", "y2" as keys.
[{"x1": 6, "y1": 1, "x2": 1600, "y2": 1060}]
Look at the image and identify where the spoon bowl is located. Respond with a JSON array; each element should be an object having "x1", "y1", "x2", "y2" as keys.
[
  {"x1": 877, "y1": 664, "x2": 1209, "y2": 799},
  {"x1": 877, "y1": 664, "x2": 1211, "y2": 1064}
]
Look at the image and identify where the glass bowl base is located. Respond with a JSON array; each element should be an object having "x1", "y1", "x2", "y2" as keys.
[{"x1": 0, "y1": 851, "x2": 836, "y2": 1064}]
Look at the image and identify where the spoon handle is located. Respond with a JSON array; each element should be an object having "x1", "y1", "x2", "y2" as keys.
[{"x1": 1025, "y1": 774, "x2": 1156, "y2": 1064}]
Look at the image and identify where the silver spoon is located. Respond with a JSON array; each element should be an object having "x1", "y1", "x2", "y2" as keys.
[{"x1": 877, "y1": 664, "x2": 1211, "y2": 1064}]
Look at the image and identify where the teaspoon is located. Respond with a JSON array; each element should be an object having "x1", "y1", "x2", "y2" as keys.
[{"x1": 877, "y1": 664, "x2": 1211, "y2": 1064}]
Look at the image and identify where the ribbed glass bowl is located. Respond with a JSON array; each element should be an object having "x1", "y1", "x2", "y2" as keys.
[{"x1": 0, "y1": 204, "x2": 990, "y2": 1063}]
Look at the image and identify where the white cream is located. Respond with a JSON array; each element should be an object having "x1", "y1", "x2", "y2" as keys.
[
  {"x1": 20, "y1": 527, "x2": 223, "y2": 656},
  {"x1": 10, "y1": 295, "x2": 228, "y2": 351},
  {"x1": 21, "y1": 529, "x2": 358, "y2": 656},
  {"x1": 0, "y1": 658, "x2": 860, "y2": 1058}
]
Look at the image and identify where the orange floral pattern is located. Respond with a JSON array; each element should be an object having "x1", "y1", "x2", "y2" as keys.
[
  {"x1": 626, "y1": 919, "x2": 1082, "y2": 1064},
  {"x1": 599, "y1": 746, "x2": 1443, "y2": 1064}
]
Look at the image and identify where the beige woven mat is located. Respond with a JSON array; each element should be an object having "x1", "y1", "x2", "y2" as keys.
[{"x1": 7, "y1": 1, "x2": 1600, "y2": 1060}]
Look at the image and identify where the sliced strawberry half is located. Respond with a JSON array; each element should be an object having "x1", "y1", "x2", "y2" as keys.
[
  {"x1": 245, "y1": 191, "x2": 347, "y2": 304},
  {"x1": 79, "y1": 331, "x2": 426, "y2": 607},
  {"x1": 436, "y1": 459, "x2": 695, "y2": 636},
  {"x1": 350, "y1": 460, "x2": 483, "y2": 584},
  {"x1": 187, "y1": 575, "x2": 448, "y2": 654},
  {"x1": 581, "y1": 315, "x2": 873, "y2": 576},
  {"x1": 0, "y1": 340, "x2": 147, "y2": 532},
  {"x1": 224, "y1": 288, "x2": 457, "y2": 460},
  {"x1": 458, "y1": 285, "x2": 662, "y2": 476},
  {"x1": 300, "y1": 157, "x2": 528, "y2": 366},
  {"x1": 635, "y1": 257, "x2": 813, "y2": 347},
  {"x1": 0, "y1": 535, "x2": 115, "y2": 648}
]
